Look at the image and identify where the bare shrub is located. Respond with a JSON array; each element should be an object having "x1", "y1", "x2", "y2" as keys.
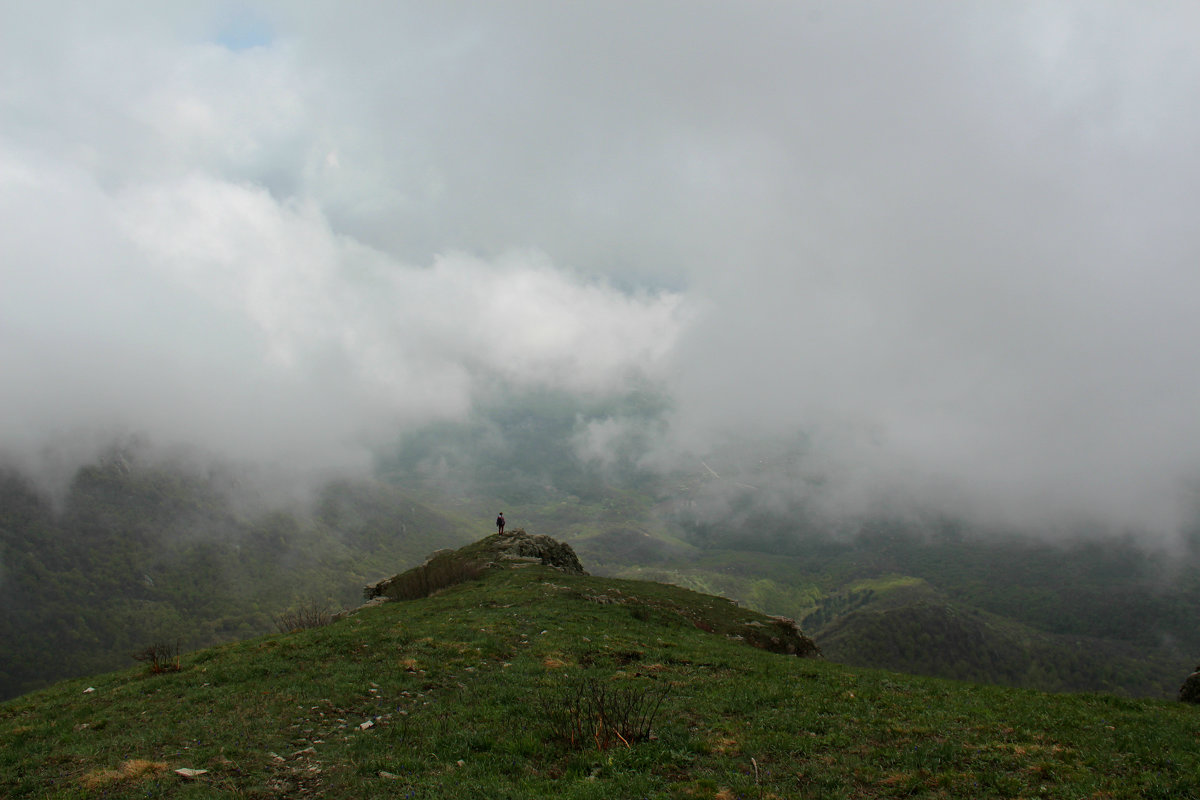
[
  {"x1": 274, "y1": 601, "x2": 333, "y2": 633},
  {"x1": 131, "y1": 641, "x2": 181, "y2": 673},
  {"x1": 536, "y1": 676, "x2": 670, "y2": 750}
]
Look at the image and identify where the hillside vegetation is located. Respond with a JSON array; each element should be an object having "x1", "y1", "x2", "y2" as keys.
[
  {"x1": 6, "y1": 405, "x2": 1200, "y2": 703},
  {"x1": 577, "y1": 523, "x2": 1200, "y2": 698},
  {"x1": 0, "y1": 455, "x2": 478, "y2": 701},
  {"x1": 3, "y1": 561, "x2": 1198, "y2": 799}
]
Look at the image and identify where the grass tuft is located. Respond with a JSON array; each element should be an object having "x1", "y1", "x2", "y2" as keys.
[
  {"x1": 535, "y1": 674, "x2": 670, "y2": 750},
  {"x1": 80, "y1": 758, "x2": 168, "y2": 789}
]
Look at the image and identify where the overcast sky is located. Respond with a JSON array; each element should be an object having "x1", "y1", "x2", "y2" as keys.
[{"x1": 3, "y1": 1, "x2": 1199, "y2": 539}]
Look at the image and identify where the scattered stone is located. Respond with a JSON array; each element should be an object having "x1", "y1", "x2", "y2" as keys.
[
  {"x1": 83, "y1": 687, "x2": 95, "y2": 693},
  {"x1": 378, "y1": 771, "x2": 400, "y2": 779},
  {"x1": 359, "y1": 720, "x2": 375, "y2": 730},
  {"x1": 174, "y1": 768, "x2": 207, "y2": 779}
]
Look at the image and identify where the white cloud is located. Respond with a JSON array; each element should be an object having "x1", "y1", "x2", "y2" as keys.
[
  {"x1": 117, "y1": 173, "x2": 685, "y2": 390},
  {"x1": 3, "y1": 1, "x2": 1200, "y2": 538}
]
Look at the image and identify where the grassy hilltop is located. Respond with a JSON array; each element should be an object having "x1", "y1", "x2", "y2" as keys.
[{"x1": 3, "y1": 554, "x2": 1198, "y2": 799}]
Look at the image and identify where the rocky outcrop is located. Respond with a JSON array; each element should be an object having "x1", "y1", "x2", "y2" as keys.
[
  {"x1": 1180, "y1": 664, "x2": 1200, "y2": 704},
  {"x1": 744, "y1": 615, "x2": 822, "y2": 658},
  {"x1": 474, "y1": 529, "x2": 587, "y2": 575}
]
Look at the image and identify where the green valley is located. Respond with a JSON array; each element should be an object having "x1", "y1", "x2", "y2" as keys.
[{"x1": 3, "y1": 558, "x2": 1197, "y2": 799}]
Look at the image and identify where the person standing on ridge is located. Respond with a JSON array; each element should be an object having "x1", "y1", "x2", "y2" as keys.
[{"x1": 496, "y1": 512, "x2": 506, "y2": 535}]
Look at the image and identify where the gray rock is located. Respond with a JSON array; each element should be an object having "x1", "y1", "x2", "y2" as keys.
[{"x1": 483, "y1": 529, "x2": 587, "y2": 575}]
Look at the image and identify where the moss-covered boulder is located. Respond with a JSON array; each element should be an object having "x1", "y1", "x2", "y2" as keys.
[{"x1": 1180, "y1": 664, "x2": 1200, "y2": 704}]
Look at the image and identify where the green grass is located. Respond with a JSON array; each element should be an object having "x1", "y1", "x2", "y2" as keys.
[
  {"x1": 846, "y1": 575, "x2": 927, "y2": 593},
  {"x1": 3, "y1": 564, "x2": 1199, "y2": 799}
]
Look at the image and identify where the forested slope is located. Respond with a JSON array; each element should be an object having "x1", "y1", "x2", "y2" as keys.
[
  {"x1": 0, "y1": 457, "x2": 474, "y2": 701},
  {"x1": 592, "y1": 515, "x2": 1200, "y2": 698}
]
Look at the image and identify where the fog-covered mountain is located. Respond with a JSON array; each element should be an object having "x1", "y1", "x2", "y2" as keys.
[{"x1": 4, "y1": 412, "x2": 1199, "y2": 701}]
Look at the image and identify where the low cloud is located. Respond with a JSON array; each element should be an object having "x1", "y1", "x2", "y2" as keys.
[
  {"x1": 4, "y1": 2, "x2": 1200, "y2": 542},
  {"x1": 2, "y1": 161, "x2": 685, "y2": 489}
]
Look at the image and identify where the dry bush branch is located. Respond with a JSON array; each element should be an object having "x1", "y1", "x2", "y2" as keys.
[
  {"x1": 131, "y1": 641, "x2": 181, "y2": 673},
  {"x1": 274, "y1": 601, "x2": 333, "y2": 633},
  {"x1": 536, "y1": 676, "x2": 670, "y2": 750}
]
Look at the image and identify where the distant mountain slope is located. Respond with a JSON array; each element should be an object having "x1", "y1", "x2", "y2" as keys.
[
  {"x1": 0, "y1": 458, "x2": 477, "y2": 701},
  {"x1": 3, "y1": 561, "x2": 1197, "y2": 799},
  {"x1": 807, "y1": 579, "x2": 1182, "y2": 696},
  {"x1": 592, "y1": 529, "x2": 1200, "y2": 698}
]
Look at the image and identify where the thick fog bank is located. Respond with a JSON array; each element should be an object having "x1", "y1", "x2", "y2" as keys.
[{"x1": 5, "y1": 2, "x2": 1200, "y2": 546}]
